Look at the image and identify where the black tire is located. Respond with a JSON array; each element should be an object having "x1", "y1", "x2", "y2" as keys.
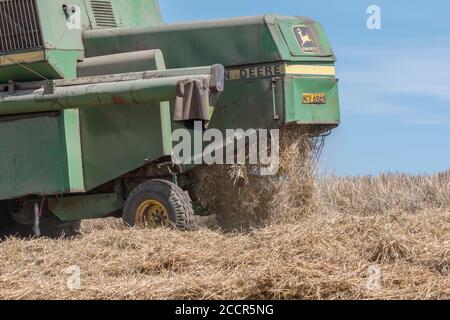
[
  {"x1": 123, "y1": 179, "x2": 194, "y2": 230},
  {"x1": 0, "y1": 200, "x2": 81, "y2": 239},
  {"x1": 0, "y1": 201, "x2": 30, "y2": 238}
]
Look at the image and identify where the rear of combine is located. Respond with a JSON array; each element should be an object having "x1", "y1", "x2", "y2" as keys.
[{"x1": 0, "y1": 0, "x2": 340, "y2": 236}]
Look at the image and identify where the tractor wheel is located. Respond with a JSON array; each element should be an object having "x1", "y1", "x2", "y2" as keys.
[
  {"x1": 123, "y1": 179, "x2": 194, "y2": 230},
  {"x1": 0, "y1": 201, "x2": 30, "y2": 238},
  {"x1": 0, "y1": 200, "x2": 81, "y2": 239}
]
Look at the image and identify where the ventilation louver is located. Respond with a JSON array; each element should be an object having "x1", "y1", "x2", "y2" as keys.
[
  {"x1": 91, "y1": 0, "x2": 118, "y2": 28},
  {"x1": 0, "y1": 0, "x2": 43, "y2": 52}
]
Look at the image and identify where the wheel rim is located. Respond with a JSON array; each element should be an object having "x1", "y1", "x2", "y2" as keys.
[{"x1": 135, "y1": 199, "x2": 170, "y2": 228}]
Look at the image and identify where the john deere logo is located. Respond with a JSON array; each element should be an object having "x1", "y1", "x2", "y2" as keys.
[{"x1": 293, "y1": 26, "x2": 320, "y2": 54}]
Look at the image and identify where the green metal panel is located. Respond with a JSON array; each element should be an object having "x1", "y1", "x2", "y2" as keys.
[
  {"x1": 209, "y1": 78, "x2": 283, "y2": 131},
  {"x1": 0, "y1": 0, "x2": 89, "y2": 82},
  {"x1": 36, "y1": 0, "x2": 162, "y2": 49},
  {"x1": 0, "y1": 60, "x2": 63, "y2": 83},
  {"x1": 0, "y1": 50, "x2": 82, "y2": 82},
  {"x1": 160, "y1": 101, "x2": 173, "y2": 155},
  {"x1": 48, "y1": 193, "x2": 122, "y2": 221},
  {"x1": 116, "y1": 0, "x2": 164, "y2": 26},
  {"x1": 63, "y1": 110, "x2": 85, "y2": 192},
  {"x1": 84, "y1": 0, "x2": 163, "y2": 28},
  {"x1": 215, "y1": 61, "x2": 339, "y2": 127},
  {"x1": 0, "y1": 0, "x2": 163, "y2": 82},
  {"x1": 83, "y1": 15, "x2": 336, "y2": 68},
  {"x1": 79, "y1": 102, "x2": 172, "y2": 190},
  {"x1": 45, "y1": 50, "x2": 83, "y2": 79},
  {"x1": 284, "y1": 77, "x2": 340, "y2": 124},
  {"x1": 83, "y1": 16, "x2": 282, "y2": 68},
  {"x1": 36, "y1": 0, "x2": 89, "y2": 50},
  {"x1": 0, "y1": 114, "x2": 68, "y2": 200}
]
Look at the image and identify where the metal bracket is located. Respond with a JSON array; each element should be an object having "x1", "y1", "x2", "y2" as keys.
[
  {"x1": 271, "y1": 78, "x2": 280, "y2": 120},
  {"x1": 7, "y1": 80, "x2": 15, "y2": 95},
  {"x1": 43, "y1": 80, "x2": 54, "y2": 95}
]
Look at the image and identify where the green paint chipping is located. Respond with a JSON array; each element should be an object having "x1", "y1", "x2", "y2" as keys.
[{"x1": 63, "y1": 109, "x2": 85, "y2": 192}]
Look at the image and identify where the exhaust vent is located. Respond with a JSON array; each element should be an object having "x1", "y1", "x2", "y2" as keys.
[
  {"x1": 0, "y1": 0, "x2": 43, "y2": 52},
  {"x1": 90, "y1": 0, "x2": 118, "y2": 28}
]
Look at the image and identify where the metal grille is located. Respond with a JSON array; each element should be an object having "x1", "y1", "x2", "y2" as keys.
[
  {"x1": 0, "y1": 0, "x2": 43, "y2": 52},
  {"x1": 91, "y1": 0, "x2": 117, "y2": 28}
]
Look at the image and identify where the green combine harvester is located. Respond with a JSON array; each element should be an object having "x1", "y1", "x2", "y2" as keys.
[{"x1": 0, "y1": 0, "x2": 340, "y2": 236}]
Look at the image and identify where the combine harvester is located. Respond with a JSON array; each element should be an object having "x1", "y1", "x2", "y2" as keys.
[{"x1": 0, "y1": 0, "x2": 340, "y2": 236}]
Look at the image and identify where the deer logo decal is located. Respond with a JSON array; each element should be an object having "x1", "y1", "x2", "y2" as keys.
[{"x1": 293, "y1": 26, "x2": 320, "y2": 54}]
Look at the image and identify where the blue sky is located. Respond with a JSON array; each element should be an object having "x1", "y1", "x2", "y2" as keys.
[{"x1": 159, "y1": 0, "x2": 450, "y2": 175}]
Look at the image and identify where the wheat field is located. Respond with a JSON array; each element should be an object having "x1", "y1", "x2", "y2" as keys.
[{"x1": 0, "y1": 132, "x2": 449, "y2": 300}]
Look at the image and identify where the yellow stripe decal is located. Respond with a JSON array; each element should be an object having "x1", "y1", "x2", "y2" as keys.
[
  {"x1": 0, "y1": 51, "x2": 45, "y2": 66},
  {"x1": 284, "y1": 64, "x2": 336, "y2": 76}
]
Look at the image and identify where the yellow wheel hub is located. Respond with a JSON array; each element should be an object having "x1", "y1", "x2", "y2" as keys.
[{"x1": 135, "y1": 199, "x2": 170, "y2": 228}]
